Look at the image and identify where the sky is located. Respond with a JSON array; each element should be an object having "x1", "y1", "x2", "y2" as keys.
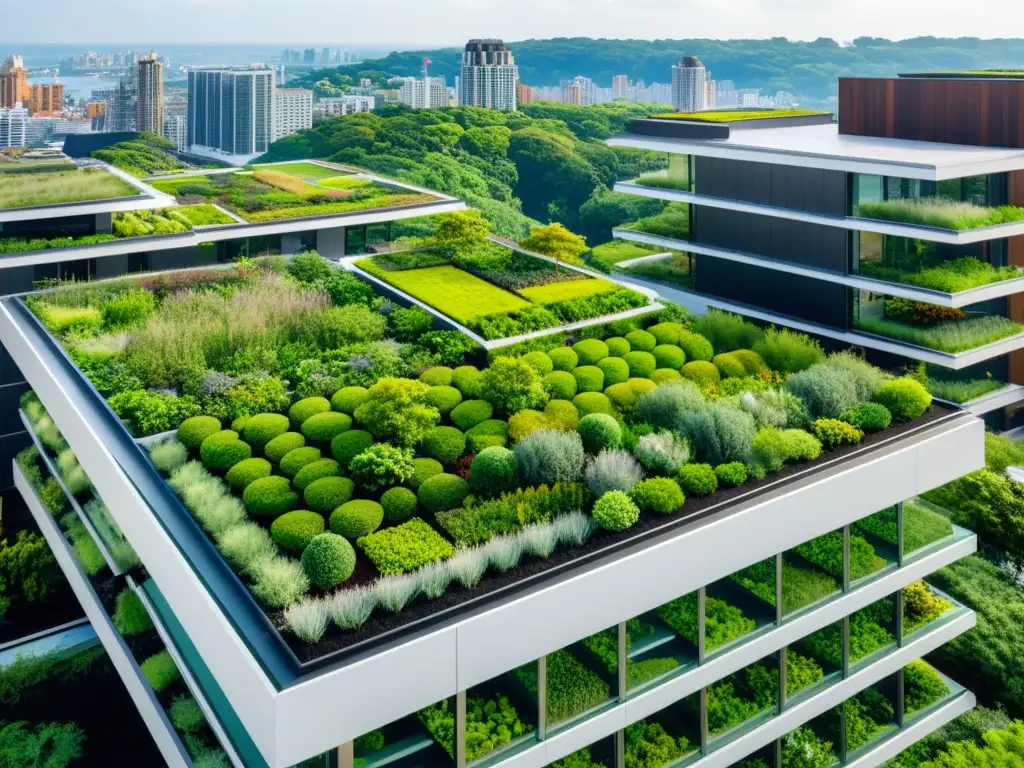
[{"x1": 1, "y1": 0, "x2": 1016, "y2": 46}]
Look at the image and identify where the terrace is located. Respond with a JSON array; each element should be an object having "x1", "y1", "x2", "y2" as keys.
[{"x1": 0, "y1": 158, "x2": 149, "y2": 212}]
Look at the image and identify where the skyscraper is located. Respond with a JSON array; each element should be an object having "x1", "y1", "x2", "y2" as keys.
[
  {"x1": 398, "y1": 77, "x2": 449, "y2": 109},
  {"x1": 187, "y1": 68, "x2": 275, "y2": 164},
  {"x1": 612, "y1": 74, "x2": 629, "y2": 100},
  {"x1": 274, "y1": 87, "x2": 313, "y2": 140},
  {"x1": 0, "y1": 106, "x2": 27, "y2": 147},
  {"x1": 29, "y1": 83, "x2": 64, "y2": 115},
  {"x1": 137, "y1": 51, "x2": 164, "y2": 136},
  {"x1": 517, "y1": 81, "x2": 534, "y2": 106},
  {"x1": 0, "y1": 54, "x2": 30, "y2": 108},
  {"x1": 458, "y1": 39, "x2": 517, "y2": 112},
  {"x1": 671, "y1": 56, "x2": 707, "y2": 112}
]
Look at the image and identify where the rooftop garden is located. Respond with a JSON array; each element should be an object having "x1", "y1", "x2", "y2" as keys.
[
  {"x1": 853, "y1": 297, "x2": 1024, "y2": 353},
  {"x1": 0, "y1": 166, "x2": 141, "y2": 210},
  {"x1": 859, "y1": 255, "x2": 1024, "y2": 294},
  {"x1": 148, "y1": 162, "x2": 436, "y2": 224},
  {"x1": 620, "y1": 203, "x2": 690, "y2": 240},
  {"x1": 648, "y1": 109, "x2": 831, "y2": 123},
  {"x1": 0, "y1": 148, "x2": 77, "y2": 174},
  {"x1": 901, "y1": 70, "x2": 1024, "y2": 78},
  {"x1": 588, "y1": 240, "x2": 666, "y2": 271},
  {"x1": 615, "y1": 253, "x2": 696, "y2": 292},
  {"x1": 856, "y1": 197, "x2": 1024, "y2": 232},
  {"x1": 90, "y1": 134, "x2": 196, "y2": 178}
]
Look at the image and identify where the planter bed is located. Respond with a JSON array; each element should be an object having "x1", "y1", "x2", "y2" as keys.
[
  {"x1": 857, "y1": 197, "x2": 1024, "y2": 232},
  {"x1": 859, "y1": 257, "x2": 1024, "y2": 295},
  {"x1": 926, "y1": 376, "x2": 1007, "y2": 404},
  {"x1": 620, "y1": 204, "x2": 691, "y2": 241},
  {"x1": 0, "y1": 165, "x2": 141, "y2": 210},
  {"x1": 853, "y1": 312, "x2": 1024, "y2": 354},
  {"x1": 589, "y1": 241, "x2": 667, "y2": 271}
]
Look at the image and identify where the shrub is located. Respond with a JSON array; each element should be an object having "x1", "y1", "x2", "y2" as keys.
[
  {"x1": 264, "y1": 431, "x2": 305, "y2": 463},
  {"x1": 784, "y1": 364, "x2": 862, "y2": 419},
  {"x1": 571, "y1": 366, "x2": 604, "y2": 394},
  {"x1": 873, "y1": 378, "x2": 932, "y2": 422},
  {"x1": 651, "y1": 368, "x2": 682, "y2": 384},
  {"x1": 199, "y1": 432, "x2": 252, "y2": 472},
  {"x1": 730, "y1": 349, "x2": 767, "y2": 375},
  {"x1": 605, "y1": 336, "x2": 631, "y2": 357},
  {"x1": 634, "y1": 431, "x2": 690, "y2": 474},
  {"x1": 651, "y1": 344, "x2": 685, "y2": 371},
  {"x1": 677, "y1": 403, "x2": 756, "y2": 465},
  {"x1": 545, "y1": 399, "x2": 579, "y2": 430},
  {"x1": 418, "y1": 473, "x2": 471, "y2": 513},
  {"x1": 420, "y1": 425, "x2": 466, "y2": 463},
  {"x1": 623, "y1": 351, "x2": 657, "y2": 379},
  {"x1": 780, "y1": 429, "x2": 822, "y2": 461},
  {"x1": 381, "y1": 486, "x2": 419, "y2": 522},
  {"x1": 573, "y1": 339, "x2": 610, "y2": 365},
  {"x1": 634, "y1": 380, "x2": 705, "y2": 429},
  {"x1": 250, "y1": 556, "x2": 309, "y2": 609},
  {"x1": 480, "y1": 357, "x2": 548, "y2": 415},
  {"x1": 355, "y1": 377, "x2": 441, "y2": 447},
  {"x1": 271, "y1": 510, "x2": 326, "y2": 552},
  {"x1": 508, "y1": 409, "x2": 549, "y2": 441},
  {"x1": 141, "y1": 651, "x2": 180, "y2": 693},
  {"x1": 177, "y1": 415, "x2": 222, "y2": 450},
  {"x1": 409, "y1": 457, "x2": 445, "y2": 490},
  {"x1": 112, "y1": 588, "x2": 152, "y2": 636},
  {"x1": 466, "y1": 419, "x2": 510, "y2": 452},
  {"x1": 754, "y1": 328, "x2": 825, "y2": 374},
  {"x1": 840, "y1": 402, "x2": 892, "y2": 431},
  {"x1": 543, "y1": 371, "x2": 578, "y2": 400},
  {"x1": 623, "y1": 329, "x2": 655, "y2": 352},
  {"x1": 451, "y1": 365, "x2": 484, "y2": 397},
  {"x1": 713, "y1": 352, "x2": 747, "y2": 379},
  {"x1": 597, "y1": 356, "x2": 630, "y2": 387},
  {"x1": 330, "y1": 499, "x2": 384, "y2": 538},
  {"x1": 715, "y1": 462, "x2": 748, "y2": 486},
  {"x1": 304, "y1": 476, "x2": 355, "y2": 514},
  {"x1": 681, "y1": 360, "x2": 720, "y2": 387},
  {"x1": 648, "y1": 322, "x2": 685, "y2": 346},
  {"x1": 470, "y1": 447, "x2": 519, "y2": 495},
  {"x1": 301, "y1": 533, "x2": 356, "y2": 588},
  {"x1": 150, "y1": 439, "x2": 189, "y2": 473},
  {"x1": 547, "y1": 347, "x2": 579, "y2": 371},
  {"x1": 289, "y1": 396, "x2": 331, "y2": 427},
  {"x1": 585, "y1": 449, "x2": 644, "y2": 496},
  {"x1": 279, "y1": 446, "x2": 322, "y2": 478},
  {"x1": 632, "y1": 477, "x2": 685, "y2": 514},
  {"x1": 420, "y1": 366, "x2": 454, "y2": 386},
  {"x1": 330, "y1": 429, "x2": 373, "y2": 469},
  {"x1": 243, "y1": 475, "x2": 299, "y2": 517},
  {"x1": 813, "y1": 419, "x2": 864, "y2": 449},
  {"x1": 693, "y1": 310, "x2": 764, "y2": 352},
  {"x1": 331, "y1": 386, "x2": 370, "y2": 414},
  {"x1": 450, "y1": 400, "x2": 494, "y2": 431},
  {"x1": 592, "y1": 491, "x2": 640, "y2": 531},
  {"x1": 520, "y1": 350, "x2": 554, "y2": 375},
  {"x1": 678, "y1": 463, "x2": 718, "y2": 496},
  {"x1": 573, "y1": 392, "x2": 615, "y2": 418},
  {"x1": 424, "y1": 385, "x2": 463, "y2": 416},
  {"x1": 577, "y1": 413, "x2": 622, "y2": 453},
  {"x1": 169, "y1": 696, "x2": 205, "y2": 734},
  {"x1": 675, "y1": 330, "x2": 713, "y2": 363},
  {"x1": 293, "y1": 458, "x2": 341, "y2": 491},
  {"x1": 225, "y1": 457, "x2": 272, "y2": 491},
  {"x1": 515, "y1": 429, "x2": 586, "y2": 485},
  {"x1": 358, "y1": 518, "x2": 455, "y2": 575},
  {"x1": 242, "y1": 413, "x2": 290, "y2": 449},
  {"x1": 218, "y1": 522, "x2": 276, "y2": 570},
  {"x1": 299, "y1": 412, "x2": 352, "y2": 444},
  {"x1": 349, "y1": 443, "x2": 415, "y2": 490}
]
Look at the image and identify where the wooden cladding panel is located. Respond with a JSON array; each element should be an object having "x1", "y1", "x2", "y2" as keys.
[{"x1": 839, "y1": 77, "x2": 1024, "y2": 147}]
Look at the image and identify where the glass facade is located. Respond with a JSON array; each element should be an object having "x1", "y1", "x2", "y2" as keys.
[
  {"x1": 632, "y1": 154, "x2": 694, "y2": 193},
  {"x1": 851, "y1": 173, "x2": 1000, "y2": 215}
]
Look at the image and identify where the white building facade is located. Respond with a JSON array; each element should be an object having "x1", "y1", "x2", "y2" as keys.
[
  {"x1": 274, "y1": 88, "x2": 313, "y2": 141},
  {"x1": 458, "y1": 39, "x2": 518, "y2": 112},
  {"x1": 398, "y1": 77, "x2": 449, "y2": 109},
  {"x1": 0, "y1": 106, "x2": 27, "y2": 148},
  {"x1": 672, "y1": 56, "x2": 708, "y2": 112}
]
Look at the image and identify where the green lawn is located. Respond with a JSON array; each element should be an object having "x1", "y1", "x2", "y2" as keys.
[
  {"x1": 519, "y1": 278, "x2": 618, "y2": 304},
  {"x1": 318, "y1": 175, "x2": 371, "y2": 190},
  {"x1": 590, "y1": 241, "x2": 662, "y2": 269},
  {"x1": 250, "y1": 161, "x2": 348, "y2": 181},
  {"x1": 0, "y1": 168, "x2": 140, "y2": 209},
  {"x1": 650, "y1": 109, "x2": 830, "y2": 123},
  {"x1": 174, "y1": 204, "x2": 237, "y2": 227}
]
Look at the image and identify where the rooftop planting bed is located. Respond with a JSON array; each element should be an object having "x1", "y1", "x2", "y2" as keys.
[
  {"x1": 859, "y1": 255, "x2": 1024, "y2": 295},
  {"x1": 588, "y1": 241, "x2": 666, "y2": 271},
  {"x1": 620, "y1": 203, "x2": 691, "y2": 240},
  {"x1": 0, "y1": 164, "x2": 141, "y2": 210},
  {"x1": 148, "y1": 163, "x2": 438, "y2": 224},
  {"x1": 853, "y1": 297, "x2": 1024, "y2": 353},
  {"x1": 17, "y1": 255, "x2": 956, "y2": 665},
  {"x1": 616, "y1": 253, "x2": 696, "y2": 292},
  {"x1": 900, "y1": 70, "x2": 1024, "y2": 79},
  {"x1": 648, "y1": 110, "x2": 831, "y2": 123},
  {"x1": 857, "y1": 197, "x2": 1024, "y2": 232}
]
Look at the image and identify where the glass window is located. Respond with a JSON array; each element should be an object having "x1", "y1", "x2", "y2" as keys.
[
  {"x1": 844, "y1": 676, "x2": 898, "y2": 756},
  {"x1": 903, "y1": 660, "x2": 953, "y2": 720},
  {"x1": 849, "y1": 596, "x2": 897, "y2": 669},
  {"x1": 345, "y1": 225, "x2": 367, "y2": 255},
  {"x1": 852, "y1": 175, "x2": 883, "y2": 214},
  {"x1": 625, "y1": 693, "x2": 701, "y2": 768},
  {"x1": 783, "y1": 532, "x2": 842, "y2": 616},
  {"x1": 615, "y1": 611, "x2": 697, "y2": 695},
  {"x1": 706, "y1": 654, "x2": 779, "y2": 746},
  {"x1": 462, "y1": 667, "x2": 538, "y2": 766},
  {"x1": 545, "y1": 735, "x2": 616, "y2": 768},
  {"x1": 781, "y1": 709, "x2": 839, "y2": 768},
  {"x1": 634, "y1": 154, "x2": 692, "y2": 193},
  {"x1": 704, "y1": 568, "x2": 775, "y2": 656},
  {"x1": 786, "y1": 621, "x2": 843, "y2": 705},
  {"x1": 517, "y1": 642, "x2": 614, "y2": 733},
  {"x1": 365, "y1": 704, "x2": 453, "y2": 768},
  {"x1": 902, "y1": 499, "x2": 955, "y2": 558},
  {"x1": 901, "y1": 581, "x2": 953, "y2": 640}
]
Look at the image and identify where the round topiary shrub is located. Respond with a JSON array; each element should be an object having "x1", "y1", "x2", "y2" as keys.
[
  {"x1": 271, "y1": 510, "x2": 325, "y2": 553},
  {"x1": 301, "y1": 412, "x2": 353, "y2": 443},
  {"x1": 177, "y1": 416, "x2": 222, "y2": 451},
  {"x1": 450, "y1": 400, "x2": 494, "y2": 431},
  {"x1": 508, "y1": 410, "x2": 550, "y2": 442},
  {"x1": 424, "y1": 386, "x2": 463, "y2": 416},
  {"x1": 230, "y1": 415, "x2": 251, "y2": 433},
  {"x1": 604, "y1": 337, "x2": 631, "y2": 357},
  {"x1": 301, "y1": 533, "x2": 356, "y2": 589},
  {"x1": 652, "y1": 344, "x2": 686, "y2": 370},
  {"x1": 289, "y1": 397, "x2": 331, "y2": 427},
  {"x1": 648, "y1": 322, "x2": 685, "y2": 346},
  {"x1": 713, "y1": 352, "x2": 747, "y2": 379},
  {"x1": 573, "y1": 339, "x2": 610, "y2": 366},
  {"x1": 592, "y1": 491, "x2": 640, "y2": 531},
  {"x1": 470, "y1": 446, "x2": 518, "y2": 495},
  {"x1": 418, "y1": 473, "x2": 470, "y2": 513},
  {"x1": 466, "y1": 419, "x2": 510, "y2": 452},
  {"x1": 577, "y1": 413, "x2": 622, "y2": 453},
  {"x1": 872, "y1": 378, "x2": 932, "y2": 422},
  {"x1": 419, "y1": 366, "x2": 453, "y2": 387},
  {"x1": 304, "y1": 476, "x2": 355, "y2": 514},
  {"x1": 677, "y1": 463, "x2": 718, "y2": 496},
  {"x1": 225, "y1": 457, "x2": 272, "y2": 491},
  {"x1": 243, "y1": 476, "x2": 299, "y2": 517},
  {"x1": 840, "y1": 402, "x2": 893, "y2": 431},
  {"x1": 543, "y1": 371, "x2": 578, "y2": 400},
  {"x1": 243, "y1": 414, "x2": 290, "y2": 450},
  {"x1": 629, "y1": 378, "x2": 658, "y2": 398},
  {"x1": 200, "y1": 431, "x2": 252, "y2": 472},
  {"x1": 422, "y1": 426, "x2": 467, "y2": 464},
  {"x1": 681, "y1": 361, "x2": 721, "y2": 388},
  {"x1": 330, "y1": 429, "x2": 374, "y2": 469},
  {"x1": 573, "y1": 365, "x2": 605, "y2": 393},
  {"x1": 329, "y1": 500, "x2": 384, "y2": 539},
  {"x1": 731, "y1": 349, "x2": 768, "y2": 375},
  {"x1": 330, "y1": 386, "x2": 369, "y2": 415},
  {"x1": 520, "y1": 350, "x2": 554, "y2": 375},
  {"x1": 625, "y1": 329, "x2": 657, "y2": 352},
  {"x1": 623, "y1": 351, "x2": 657, "y2": 379},
  {"x1": 573, "y1": 392, "x2": 615, "y2": 418},
  {"x1": 652, "y1": 369, "x2": 683, "y2": 384},
  {"x1": 264, "y1": 431, "x2": 305, "y2": 464},
  {"x1": 380, "y1": 487, "x2": 419, "y2": 522},
  {"x1": 293, "y1": 458, "x2": 341, "y2": 491},
  {"x1": 677, "y1": 331, "x2": 714, "y2": 362},
  {"x1": 544, "y1": 399, "x2": 579, "y2": 430},
  {"x1": 632, "y1": 477, "x2": 685, "y2": 515},
  {"x1": 547, "y1": 347, "x2": 579, "y2": 372},
  {"x1": 714, "y1": 462, "x2": 748, "y2": 487},
  {"x1": 451, "y1": 366, "x2": 484, "y2": 398},
  {"x1": 279, "y1": 446, "x2": 322, "y2": 478},
  {"x1": 606, "y1": 382, "x2": 646, "y2": 412},
  {"x1": 598, "y1": 357, "x2": 630, "y2": 387},
  {"x1": 409, "y1": 457, "x2": 444, "y2": 490}
]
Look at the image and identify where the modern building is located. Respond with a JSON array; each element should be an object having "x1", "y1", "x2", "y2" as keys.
[
  {"x1": 563, "y1": 76, "x2": 597, "y2": 106},
  {"x1": 672, "y1": 57, "x2": 707, "y2": 113},
  {"x1": 28, "y1": 83, "x2": 64, "y2": 115},
  {"x1": 517, "y1": 81, "x2": 535, "y2": 106},
  {"x1": 163, "y1": 113, "x2": 187, "y2": 151},
  {"x1": 610, "y1": 73, "x2": 1024, "y2": 429},
  {"x1": 613, "y1": 74, "x2": 630, "y2": 100},
  {"x1": 186, "y1": 67, "x2": 275, "y2": 164},
  {"x1": 398, "y1": 76, "x2": 449, "y2": 110},
  {"x1": 103, "y1": 77, "x2": 137, "y2": 132},
  {"x1": 1, "y1": 54, "x2": 30, "y2": 108},
  {"x1": 273, "y1": 87, "x2": 313, "y2": 140},
  {"x1": 314, "y1": 95, "x2": 375, "y2": 118},
  {"x1": 137, "y1": 51, "x2": 165, "y2": 136},
  {"x1": 458, "y1": 38, "x2": 518, "y2": 111},
  {"x1": 0, "y1": 106, "x2": 27, "y2": 147}
]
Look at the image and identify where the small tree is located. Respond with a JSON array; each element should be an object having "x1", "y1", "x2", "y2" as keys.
[
  {"x1": 433, "y1": 210, "x2": 490, "y2": 258},
  {"x1": 520, "y1": 223, "x2": 588, "y2": 273}
]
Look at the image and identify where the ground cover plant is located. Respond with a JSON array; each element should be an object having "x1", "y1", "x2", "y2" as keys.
[
  {"x1": 618, "y1": 255, "x2": 696, "y2": 291},
  {"x1": 860, "y1": 256, "x2": 1024, "y2": 294},
  {"x1": 91, "y1": 134, "x2": 194, "y2": 177},
  {"x1": 589, "y1": 240, "x2": 665, "y2": 270},
  {"x1": 650, "y1": 109, "x2": 830, "y2": 122},
  {"x1": 0, "y1": 166, "x2": 140, "y2": 209},
  {"x1": 927, "y1": 376, "x2": 1006, "y2": 404},
  {"x1": 857, "y1": 198, "x2": 1024, "y2": 231},
  {"x1": 620, "y1": 203, "x2": 690, "y2": 240},
  {"x1": 854, "y1": 311, "x2": 1023, "y2": 353}
]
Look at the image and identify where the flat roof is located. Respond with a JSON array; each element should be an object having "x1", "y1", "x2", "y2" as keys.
[{"x1": 609, "y1": 123, "x2": 1024, "y2": 181}]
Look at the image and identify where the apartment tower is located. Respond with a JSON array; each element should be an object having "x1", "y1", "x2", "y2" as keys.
[
  {"x1": 672, "y1": 56, "x2": 707, "y2": 112},
  {"x1": 458, "y1": 39, "x2": 518, "y2": 111},
  {"x1": 0, "y1": 54, "x2": 30, "y2": 108},
  {"x1": 137, "y1": 51, "x2": 165, "y2": 136},
  {"x1": 187, "y1": 67, "x2": 275, "y2": 164}
]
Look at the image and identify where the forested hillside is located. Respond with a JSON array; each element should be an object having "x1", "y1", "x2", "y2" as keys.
[{"x1": 259, "y1": 102, "x2": 670, "y2": 242}]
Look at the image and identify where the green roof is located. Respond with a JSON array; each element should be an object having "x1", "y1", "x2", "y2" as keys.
[
  {"x1": 900, "y1": 70, "x2": 1024, "y2": 79},
  {"x1": 649, "y1": 109, "x2": 831, "y2": 123}
]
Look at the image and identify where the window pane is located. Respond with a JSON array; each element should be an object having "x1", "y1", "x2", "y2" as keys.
[
  {"x1": 787, "y1": 620, "x2": 843, "y2": 704},
  {"x1": 850, "y1": 596, "x2": 897, "y2": 669},
  {"x1": 465, "y1": 666, "x2": 538, "y2": 765},
  {"x1": 412, "y1": 697, "x2": 460, "y2": 768},
  {"x1": 624, "y1": 699, "x2": 700, "y2": 768},
  {"x1": 844, "y1": 676, "x2": 898, "y2": 755},
  {"x1": 783, "y1": 532, "x2": 841, "y2": 616},
  {"x1": 707, "y1": 655, "x2": 779, "y2": 745},
  {"x1": 517, "y1": 642, "x2": 614, "y2": 732},
  {"x1": 621, "y1": 612, "x2": 697, "y2": 694},
  {"x1": 781, "y1": 709, "x2": 839, "y2": 768},
  {"x1": 902, "y1": 581, "x2": 953, "y2": 640}
]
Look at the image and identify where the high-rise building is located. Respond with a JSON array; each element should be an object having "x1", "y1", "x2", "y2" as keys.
[
  {"x1": 706, "y1": 80, "x2": 717, "y2": 109},
  {"x1": 612, "y1": 74, "x2": 629, "y2": 100},
  {"x1": 398, "y1": 76, "x2": 449, "y2": 109},
  {"x1": 0, "y1": 106, "x2": 27, "y2": 147},
  {"x1": 104, "y1": 77, "x2": 137, "y2": 132},
  {"x1": 563, "y1": 81, "x2": 583, "y2": 105},
  {"x1": 458, "y1": 39, "x2": 517, "y2": 111},
  {"x1": 274, "y1": 87, "x2": 313, "y2": 140},
  {"x1": 564, "y1": 76, "x2": 597, "y2": 106},
  {"x1": 163, "y1": 113, "x2": 187, "y2": 151},
  {"x1": 671, "y1": 56, "x2": 707, "y2": 112},
  {"x1": 29, "y1": 83, "x2": 64, "y2": 115},
  {"x1": 137, "y1": 51, "x2": 164, "y2": 136},
  {"x1": 1, "y1": 54, "x2": 30, "y2": 108},
  {"x1": 187, "y1": 67, "x2": 275, "y2": 164},
  {"x1": 303, "y1": 48, "x2": 316, "y2": 65},
  {"x1": 517, "y1": 81, "x2": 534, "y2": 106}
]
